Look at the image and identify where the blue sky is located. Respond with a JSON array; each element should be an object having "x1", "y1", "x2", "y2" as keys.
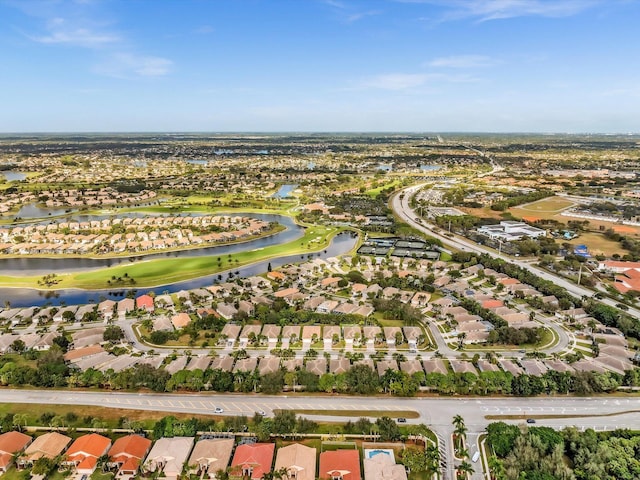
[{"x1": 1, "y1": 0, "x2": 639, "y2": 132}]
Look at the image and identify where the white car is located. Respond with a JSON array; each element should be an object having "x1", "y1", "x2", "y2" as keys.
[
  {"x1": 214, "y1": 407, "x2": 224, "y2": 414},
  {"x1": 256, "y1": 410, "x2": 266, "y2": 416}
]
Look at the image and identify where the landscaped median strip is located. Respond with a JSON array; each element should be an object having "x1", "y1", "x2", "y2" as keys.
[
  {"x1": 485, "y1": 409, "x2": 640, "y2": 421},
  {"x1": 274, "y1": 409, "x2": 420, "y2": 419}
]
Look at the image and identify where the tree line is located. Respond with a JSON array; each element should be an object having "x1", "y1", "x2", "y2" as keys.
[{"x1": 487, "y1": 421, "x2": 640, "y2": 480}]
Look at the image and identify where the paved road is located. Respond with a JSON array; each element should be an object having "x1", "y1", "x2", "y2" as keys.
[
  {"x1": 3, "y1": 389, "x2": 639, "y2": 480},
  {"x1": 3, "y1": 389, "x2": 639, "y2": 431},
  {"x1": 391, "y1": 185, "x2": 640, "y2": 320}
]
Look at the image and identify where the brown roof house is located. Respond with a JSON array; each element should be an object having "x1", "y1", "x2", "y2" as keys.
[
  {"x1": 363, "y1": 450, "x2": 407, "y2": 480},
  {"x1": 143, "y1": 436, "x2": 195, "y2": 480},
  {"x1": 274, "y1": 443, "x2": 317, "y2": 480},
  {"x1": 19, "y1": 432, "x2": 71, "y2": 467},
  {"x1": 0, "y1": 431, "x2": 32, "y2": 473},
  {"x1": 187, "y1": 438, "x2": 234, "y2": 479}
]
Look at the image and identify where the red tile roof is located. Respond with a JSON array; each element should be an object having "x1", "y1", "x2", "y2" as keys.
[
  {"x1": 231, "y1": 443, "x2": 275, "y2": 479},
  {"x1": 320, "y1": 450, "x2": 361, "y2": 480},
  {"x1": 136, "y1": 294, "x2": 155, "y2": 310},
  {"x1": 109, "y1": 434, "x2": 151, "y2": 460},
  {"x1": 0, "y1": 431, "x2": 31, "y2": 469},
  {"x1": 66, "y1": 433, "x2": 111, "y2": 461},
  {"x1": 481, "y1": 299, "x2": 504, "y2": 309}
]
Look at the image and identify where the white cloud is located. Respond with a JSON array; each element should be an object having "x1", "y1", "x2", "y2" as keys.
[
  {"x1": 361, "y1": 72, "x2": 478, "y2": 90},
  {"x1": 95, "y1": 53, "x2": 173, "y2": 78},
  {"x1": 323, "y1": 0, "x2": 382, "y2": 22},
  {"x1": 29, "y1": 17, "x2": 120, "y2": 47},
  {"x1": 363, "y1": 73, "x2": 431, "y2": 90},
  {"x1": 398, "y1": 0, "x2": 600, "y2": 22},
  {"x1": 31, "y1": 27, "x2": 120, "y2": 46},
  {"x1": 427, "y1": 54, "x2": 497, "y2": 68}
]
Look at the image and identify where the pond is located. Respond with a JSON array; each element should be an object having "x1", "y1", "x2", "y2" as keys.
[
  {"x1": 2, "y1": 171, "x2": 27, "y2": 181},
  {"x1": 12, "y1": 203, "x2": 71, "y2": 219},
  {"x1": 272, "y1": 184, "x2": 298, "y2": 199}
]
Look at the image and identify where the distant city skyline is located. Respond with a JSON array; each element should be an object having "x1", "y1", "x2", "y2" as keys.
[{"x1": 1, "y1": 0, "x2": 639, "y2": 133}]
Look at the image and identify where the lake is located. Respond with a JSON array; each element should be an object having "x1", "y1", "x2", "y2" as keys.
[
  {"x1": 272, "y1": 184, "x2": 298, "y2": 199},
  {"x1": 2, "y1": 171, "x2": 27, "y2": 181}
]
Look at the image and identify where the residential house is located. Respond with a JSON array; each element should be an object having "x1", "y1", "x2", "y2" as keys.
[
  {"x1": 187, "y1": 438, "x2": 234, "y2": 479},
  {"x1": 230, "y1": 443, "x2": 275, "y2": 479},
  {"x1": 342, "y1": 326, "x2": 362, "y2": 347},
  {"x1": 362, "y1": 326, "x2": 382, "y2": 347},
  {"x1": 107, "y1": 434, "x2": 152, "y2": 478},
  {"x1": 281, "y1": 326, "x2": 301, "y2": 347},
  {"x1": 233, "y1": 357, "x2": 258, "y2": 373},
  {"x1": 363, "y1": 450, "x2": 407, "y2": 480},
  {"x1": 376, "y1": 360, "x2": 398, "y2": 377},
  {"x1": 402, "y1": 326, "x2": 422, "y2": 351},
  {"x1": 259, "y1": 356, "x2": 281, "y2": 375},
  {"x1": 306, "y1": 358, "x2": 327, "y2": 376},
  {"x1": 400, "y1": 360, "x2": 424, "y2": 376},
  {"x1": 302, "y1": 326, "x2": 321, "y2": 347},
  {"x1": 20, "y1": 432, "x2": 71, "y2": 467},
  {"x1": 170, "y1": 312, "x2": 192, "y2": 330},
  {"x1": 210, "y1": 355, "x2": 234, "y2": 372},
  {"x1": 117, "y1": 298, "x2": 135, "y2": 318},
  {"x1": 330, "y1": 357, "x2": 351, "y2": 375},
  {"x1": 63, "y1": 433, "x2": 111, "y2": 476},
  {"x1": 144, "y1": 437, "x2": 194, "y2": 480},
  {"x1": 220, "y1": 324, "x2": 241, "y2": 347},
  {"x1": 0, "y1": 431, "x2": 32, "y2": 473},
  {"x1": 136, "y1": 295, "x2": 155, "y2": 313},
  {"x1": 274, "y1": 443, "x2": 317, "y2": 480},
  {"x1": 422, "y1": 359, "x2": 448, "y2": 375},
  {"x1": 319, "y1": 449, "x2": 361, "y2": 480},
  {"x1": 240, "y1": 325, "x2": 262, "y2": 347},
  {"x1": 323, "y1": 326, "x2": 341, "y2": 349},
  {"x1": 262, "y1": 325, "x2": 281, "y2": 344},
  {"x1": 216, "y1": 303, "x2": 237, "y2": 321},
  {"x1": 383, "y1": 327, "x2": 402, "y2": 347},
  {"x1": 98, "y1": 299, "x2": 116, "y2": 319}
]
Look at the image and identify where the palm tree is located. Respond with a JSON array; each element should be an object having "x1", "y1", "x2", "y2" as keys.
[
  {"x1": 452, "y1": 415, "x2": 467, "y2": 453},
  {"x1": 488, "y1": 455, "x2": 507, "y2": 480},
  {"x1": 12, "y1": 413, "x2": 28, "y2": 432},
  {"x1": 452, "y1": 414, "x2": 465, "y2": 430},
  {"x1": 425, "y1": 445, "x2": 440, "y2": 473},
  {"x1": 456, "y1": 460, "x2": 474, "y2": 479}
]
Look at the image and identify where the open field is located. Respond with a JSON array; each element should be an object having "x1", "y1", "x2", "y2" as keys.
[
  {"x1": 511, "y1": 198, "x2": 640, "y2": 236},
  {"x1": 514, "y1": 196, "x2": 575, "y2": 213},
  {"x1": 567, "y1": 232, "x2": 628, "y2": 256},
  {"x1": 366, "y1": 180, "x2": 402, "y2": 198},
  {"x1": 0, "y1": 224, "x2": 344, "y2": 290}
]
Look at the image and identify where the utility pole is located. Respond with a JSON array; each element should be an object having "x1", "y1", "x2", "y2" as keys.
[{"x1": 578, "y1": 263, "x2": 583, "y2": 285}]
